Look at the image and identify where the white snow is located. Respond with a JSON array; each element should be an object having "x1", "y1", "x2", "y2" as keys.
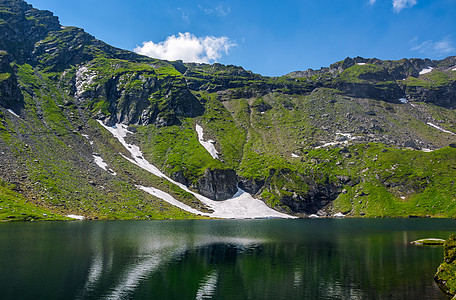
[
  {"x1": 7, "y1": 109, "x2": 19, "y2": 118},
  {"x1": 333, "y1": 212, "x2": 345, "y2": 218},
  {"x1": 421, "y1": 148, "x2": 433, "y2": 152},
  {"x1": 98, "y1": 121, "x2": 294, "y2": 219},
  {"x1": 427, "y1": 122, "x2": 455, "y2": 135},
  {"x1": 195, "y1": 124, "x2": 219, "y2": 159},
  {"x1": 67, "y1": 214, "x2": 85, "y2": 220},
  {"x1": 309, "y1": 214, "x2": 320, "y2": 219},
  {"x1": 357, "y1": 63, "x2": 366, "y2": 65},
  {"x1": 399, "y1": 98, "x2": 408, "y2": 104},
  {"x1": 419, "y1": 67, "x2": 433, "y2": 75},
  {"x1": 315, "y1": 132, "x2": 359, "y2": 149},
  {"x1": 138, "y1": 186, "x2": 207, "y2": 216},
  {"x1": 291, "y1": 153, "x2": 300, "y2": 158},
  {"x1": 93, "y1": 154, "x2": 117, "y2": 175},
  {"x1": 452, "y1": 68, "x2": 456, "y2": 71}
]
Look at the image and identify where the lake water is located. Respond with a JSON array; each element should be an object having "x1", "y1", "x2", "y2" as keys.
[{"x1": 0, "y1": 219, "x2": 455, "y2": 299}]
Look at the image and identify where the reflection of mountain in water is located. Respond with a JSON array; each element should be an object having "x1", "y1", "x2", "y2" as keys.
[{"x1": 0, "y1": 220, "x2": 450, "y2": 299}]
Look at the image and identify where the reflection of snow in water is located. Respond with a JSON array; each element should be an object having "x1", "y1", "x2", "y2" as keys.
[
  {"x1": 196, "y1": 270, "x2": 219, "y2": 300},
  {"x1": 103, "y1": 254, "x2": 163, "y2": 300},
  {"x1": 98, "y1": 121, "x2": 293, "y2": 219}
]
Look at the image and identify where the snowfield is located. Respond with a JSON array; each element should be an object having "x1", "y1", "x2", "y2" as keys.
[
  {"x1": 93, "y1": 154, "x2": 116, "y2": 175},
  {"x1": 195, "y1": 124, "x2": 219, "y2": 159},
  {"x1": 67, "y1": 214, "x2": 85, "y2": 220},
  {"x1": 427, "y1": 122, "x2": 455, "y2": 135},
  {"x1": 419, "y1": 67, "x2": 433, "y2": 75},
  {"x1": 98, "y1": 121, "x2": 294, "y2": 219}
]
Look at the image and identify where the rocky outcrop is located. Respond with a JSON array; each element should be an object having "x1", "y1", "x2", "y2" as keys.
[
  {"x1": 74, "y1": 64, "x2": 204, "y2": 126},
  {"x1": 404, "y1": 83, "x2": 456, "y2": 109},
  {"x1": 435, "y1": 234, "x2": 456, "y2": 298},
  {"x1": 334, "y1": 81, "x2": 405, "y2": 103},
  {"x1": 0, "y1": 0, "x2": 60, "y2": 63},
  {"x1": 193, "y1": 168, "x2": 238, "y2": 201},
  {"x1": 0, "y1": 51, "x2": 23, "y2": 111}
]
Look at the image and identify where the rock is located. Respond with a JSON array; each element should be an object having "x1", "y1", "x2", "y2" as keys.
[
  {"x1": 435, "y1": 235, "x2": 456, "y2": 297},
  {"x1": 410, "y1": 238, "x2": 445, "y2": 246},
  {"x1": 194, "y1": 168, "x2": 238, "y2": 200},
  {"x1": 404, "y1": 140, "x2": 419, "y2": 149}
]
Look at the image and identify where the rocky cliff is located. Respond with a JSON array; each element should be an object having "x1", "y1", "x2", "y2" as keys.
[{"x1": 435, "y1": 235, "x2": 456, "y2": 298}]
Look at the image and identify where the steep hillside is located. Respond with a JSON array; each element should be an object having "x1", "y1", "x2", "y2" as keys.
[{"x1": 0, "y1": 0, "x2": 455, "y2": 220}]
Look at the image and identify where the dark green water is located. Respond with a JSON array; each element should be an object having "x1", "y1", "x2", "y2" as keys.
[{"x1": 0, "y1": 219, "x2": 455, "y2": 299}]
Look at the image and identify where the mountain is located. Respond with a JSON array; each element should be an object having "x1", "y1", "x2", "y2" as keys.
[{"x1": 1, "y1": 0, "x2": 455, "y2": 221}]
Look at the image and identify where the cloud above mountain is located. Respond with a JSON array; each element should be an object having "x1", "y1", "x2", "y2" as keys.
[
  {"x1": 134, "y1": 33, "x2": 235, "y2": 63},
  {"x1": 410, "y1": 37, "x2": 455, "y2": 57},
  {"x1": 392, "y1": 0, "x2": 417, "y2": 13}
]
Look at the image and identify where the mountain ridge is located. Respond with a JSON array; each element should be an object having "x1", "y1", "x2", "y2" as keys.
[{"x1": 1, "y1": 0, "x2": 455, "y2": 221}]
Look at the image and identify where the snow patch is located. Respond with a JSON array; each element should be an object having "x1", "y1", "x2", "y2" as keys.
[
  {"x1": 427, "y1": 122, "x2": 455, "y2": 135},
  {"x1": 419, "y1": 67, "x2": 433, "y2": 75},
  {"x1": 98, "y1": 121, "x2": 294, "y2": 219},
  {"x1": 93, "y1": 154, "x2": 117, "y2": 175},
  {"x1": 291, "y1": 153, "x2": 300, "y2": 158},
  {"x1": 195, "y1": 124, "x2": 219, "y2": 159},
  {"x1": 421, "y1": 148, "x2": 433, "y2": 152},
  {"x1": 67, "y1": 214, "x2": 85, "y2": 220},
  {"x1": 333, "y1": 212, "x2": 345, "y2": 218},
  {"x1": 309, "y1": 214, "x2": 320, "y2": 219},
  {"x1": 452, "y1": 68, "x2": 456, "y2": 71},
  {"x1": 7, "y1": 109, "x2": 19, "y2": 118},
  {"x1": 357, "y1": 63, "x2": 366, "y2": 65},
  {"x1": 399, "y1": 98, "x2": 408, "y2": 104},
  {"x1": 138, "y1": 186, "x2": 207, "y2": 216}
]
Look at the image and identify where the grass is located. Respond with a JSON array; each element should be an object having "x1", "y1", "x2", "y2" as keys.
[
  {"x1": 0, "y1": 181, "x2": 67, "y2": 221},
  {"x1": 435, "y1": 234, "x2": 456, "y2": 296}
]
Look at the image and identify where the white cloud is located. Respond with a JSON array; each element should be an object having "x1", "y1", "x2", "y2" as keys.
[
  {"x1": 392, "y1": 0, "x2": 417, "y2": 13},
  {"x1": 410, "y1": 37, "x2": 455, "y2": 57},
  {"x1": 134, "y1": 33, "x2": 235, "y2": 63},
  {"x1": 199, "y1": 3, "x2": 231, "y2": 16},
  {"x1": 368, "y1": 0, "x2": 376, "y2": 5}
]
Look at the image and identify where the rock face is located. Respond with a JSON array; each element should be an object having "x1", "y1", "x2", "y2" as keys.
[
  {"x1": 435, "y1": 235, "x2": 456, "y2": 298},
  {"x1": 194, "y1": 168, "x2": 238, "y2": 201},
  {"x1": 0, "y1": 51, "x2": 23, "y2": 111}
]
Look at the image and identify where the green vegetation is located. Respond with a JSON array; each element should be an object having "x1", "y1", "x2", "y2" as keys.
[
  {"x1": 1, "y1": 0, "x2": 456, "y2": 220},
  {"x1": 405, "y1": 70, "x2": 456, "y2": 88},
  {"x1": 435, "y1": 234, "x2": 456, "y2": 297},
  {"x1": 0, "y1": 181, "x2": 66, "y2": 221}
]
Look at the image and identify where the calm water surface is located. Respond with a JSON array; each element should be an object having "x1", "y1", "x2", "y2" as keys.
[{"x1": 0, "y1": 219, "x2": 455, "y2": 299}]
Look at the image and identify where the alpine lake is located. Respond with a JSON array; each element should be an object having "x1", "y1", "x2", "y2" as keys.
[{"x1": 1, "y1": 218, "x2": 455, "y2": 299}]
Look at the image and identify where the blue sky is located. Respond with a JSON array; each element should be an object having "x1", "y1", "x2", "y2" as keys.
[{"x1": 26, "y1": 0, "x2": 456, "y2": 76}]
